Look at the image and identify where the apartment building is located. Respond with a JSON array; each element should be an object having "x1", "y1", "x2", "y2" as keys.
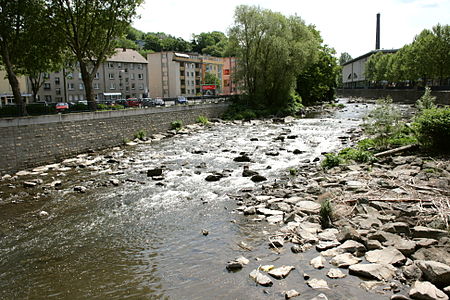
[
  {"x1": 147, "y1": 52, "x2": 224, "y2": 98},
  {"x1": 0, "y1": 71, "x2": 32, "y2": 106},
  {"x1": 222, "y1": 57, "x2": 239, "y2": 95},
  {"x1": 35, "y1": 48, "x2": 148, "y2": 103}
]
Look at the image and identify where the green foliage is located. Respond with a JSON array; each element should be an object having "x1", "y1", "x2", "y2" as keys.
[
  {"x1": 134, "y1": 129, "x2": 147, "y2": 140},
  {"x1": 170, "y1": 120, "x2": 184, "y2": 130},
  {"x1": 414, "y1": 107, "x2": 450, "y2": 152},
  {"x1": 339, "y1": 52, "x2": 352, "y2": 65},
  {"x1": 296, "y1": 45, "x2": 340, "y2": 105},
  {"x1": 229, "y1": 5, "x2": 320, "y2": 112},
  {"x1": 204, "y1": 72, "x2": 221, "y2": 90},
  {"x1": 416, "y1": 87, "x2": 436, "y2": 111},
  {"x1": 70, "y1": 103, "x2": 88, "y2": 111},
  {"x1": 357, "y1": 138, "x2": 377, "y2": 151},
  {"x1": 143, "y1": 32, "x2": 192, "y2": 52},
  {"x1": 289, "y1": 168, "x2": 298, "y2": 176},
  {"x1": 363, "y1": 97, "x2": 404, "y2": 149},
  {"x1": 191, "y1": 31, "x2": 228, "y2": 57},
  {"x1": 321, "y1": 153, "x2": 342, "y2": 169},
  {"x1": 320, "y1": 199, "x2": 333, "y2": 229},
  {"x1": 196, "y1": 115, "x2": 209, "y2": 125},
  {"x1": 338, "y1": 148, "x2": 376, "y2": 163}
]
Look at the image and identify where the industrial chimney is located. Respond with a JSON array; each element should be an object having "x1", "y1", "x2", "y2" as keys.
[{"x1": 376, "y1": 13, "x2": 381, "y2": 50}]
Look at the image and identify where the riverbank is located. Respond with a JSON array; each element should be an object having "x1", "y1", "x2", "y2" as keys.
[{"x1": 0, "y1": 100, "x2": 448, "y2": 299}]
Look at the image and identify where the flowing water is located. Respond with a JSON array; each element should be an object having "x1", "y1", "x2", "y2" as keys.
[{"x1": 0, "y1": 100, "x2": 408, "y2": 299}]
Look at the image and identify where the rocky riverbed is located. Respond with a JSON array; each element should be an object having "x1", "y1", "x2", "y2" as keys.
[{"x1": 0, "y1": 100, "x2": 448, "y2": 300}]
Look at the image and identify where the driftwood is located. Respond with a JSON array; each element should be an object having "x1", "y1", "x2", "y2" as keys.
[{"x1": 374, "y1": 144, "x2": 418, "y2": 157}]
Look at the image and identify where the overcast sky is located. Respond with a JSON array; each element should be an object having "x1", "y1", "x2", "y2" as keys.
[{"x1": 132, "y1": 0, "x2": 450, "y2": 58}]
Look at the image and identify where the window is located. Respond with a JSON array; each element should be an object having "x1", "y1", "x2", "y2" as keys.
[
  {"x1": 137, "y1": 64, "x2": 143, "y2": 70},
  {"x1": 118, "y1": 63, "x2": 122, "y2": 68},
  {"x1": 68, "y1": 95, "x2": 73, "y2": 101},
  {"x1": 138, "y1": 73, "x2": 143, "y2": 80},
  {"x1": 55, "y1": 97, "x2": 62, "y2": 102},
  {"x1": 43, "y1": 73, "x2": 50, "y2": 79},
  {"x1": 109, "y1": 73, "x2": 114, "y2": 79},
  {"x1": 108, "y1": 62, "x2": 114, "y2": 68},
  {"x1": 131, "y1": 83, "x2": 135, "y2": 90},
  {"x1": 93, "y1": 83, "x2": 100, "y2": 90},
  {"x1": 130, "y1": 64, "x2": 134, "y2": 70},
  {"x1": 109, "y1": 82, "x2": 115, "y2": 90},
  {"x1": 79, "y1": 83, "x2": 84, "y2": 90},
  {"x1": 78, "y1": 73, "x2": 82, "y2": 79},
  {"x1": 68, "y1": 83, "x2": 75, "y2": 90},
  {"x1": 45, "y1": 95, "x2": 52, "y2": 101},
  {"x1": 55, "y1": 77, "x2": 60, "y2": 85},
  {"x1": 94, "y1": 72, "x2": 100, "y2": 79},
  {"x1": 56, "y1": 88, "x2": 61, "y2": 95},
  {"x1": 139, "y1": 84, "x2": 144, "y2": 90},
  {"x1": 44, "y1": 83, "x2": 51, "y2": 90},
  {"x1": 130, "y1": 73, "x2": 135, "y2": 80}
]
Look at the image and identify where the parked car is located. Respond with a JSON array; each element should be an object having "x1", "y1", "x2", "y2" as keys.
[
  {"x1": 154, "y1": 98, "x2": 165, "y2": 106},
  {"x1": 126, "y1": 98, "x2": 140, "y2": 107},
  {"x1": 141, "y1": 98, "x2": 154, "y2": 107},
  {"x1": 55, "y1": 102, "x2": 69, "y2": 112},
  {"x1": 176, "y1": 96, "x2": 188, "y2": 104}
]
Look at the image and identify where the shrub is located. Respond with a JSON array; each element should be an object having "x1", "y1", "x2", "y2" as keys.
[
  {"x1": 241, "y1": 109, "x2": 257, "y2": 121},
  {"x1": 134, "y1": 129, "x2": 147, "y2": 140},
  {"x1": 321, "y1": 153, "x2": 342, "y2": 169},
  {"x1": 414, "y1": 107, "x2": 450, "y2": 152},
  {"x1": 197, "y1": 115, "x2": 209, "y2": 124},
  {"x1": 416, "y1": 87, "x2": 436, "y2": 112},
  {"x1": 171, "y1": 120, "x2": 183, "y2": 130},
  {"x1": 320, "y1": 199, "x2": 333, "y2": 229},
  {"x1": 97, "y1": 104, "x2": 109, "y2": 110},
  {"x1": 289, "y1": 168, "x2": 298, "y2": 176},
  {"x1": 339, "y1": 148, "x2": 376, "y2": 163}
]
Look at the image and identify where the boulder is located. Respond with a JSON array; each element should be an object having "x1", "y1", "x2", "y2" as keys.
[
  {"x1": 409, "y1": 281, "x2": 448, "y2": 300},
  {"x1": 416, "y1": 260, "x2": 450, "y2": 288},
  {"x1": 337, "y1": 226, "x2": 362, "y2": 243},
  {"x1": 251, "y1": 175, "x2": 267, "y2": 182},
  {"x1": 382, "y1": 222, "x2": 411, "y2": 235},
  {"x1": 330, "y1": 253, "x2": 362, "y2": 268},
  {"x1": 310, "y1": 256, "x2": 326, "y2": 269},
  {"x1": 297, "y1": 228, "x2": 319, "y2": 244},
  {"x1": 327, "y1": 268, "x2": 347, "y2": 279},
  {"x1": 316, "y1": 241, "x2": 341, "y2": 252},
  {"x1": 257, "y1": 208, "x2": 284, "y2": 216},
  {"x1": 413, "y1": 226, "x2": 448, "y2": 240},
  {"x1": 284, "y1": 289, "x2": 300, "y2": 299},
  {"x1": 307, "y1": 278, "x2": 329, "y2": 289},
  {"x1": 367, "y1": 240, "x2": 383, "y2": 250},
  {"x1": 402, "y1": 263, "x2": 423, "y2": 281},
  {"x1": 295, "y1": 201, "x2": 321, "y2": 214},
  {"x1": 205, "y1": 174, "x2": 223, "y2": 182},
  {"x1": 337, "y1": 240, "x2": 366, "y2": 254},
  {"x1": 365, "y1": 247, "x2": 407, "y2": 266},
  {"x1": 268, "y1": 265, "x2": 295, "y2": 279},
  {"x1": 147, "y1": 168, "x2": 163, "y2": 177},
  {"x1": 249, "y1": 269, "x2": 273, "y2": 286},
  {"x1": 234, "y1": 155, "x2": 252, "y2": 162},
  {"x1": 349, "y1": 263, "x2": 397, "y2": 281},
  {"x1": 413, "y1": 248, "x2": 450, "y2": 266}
]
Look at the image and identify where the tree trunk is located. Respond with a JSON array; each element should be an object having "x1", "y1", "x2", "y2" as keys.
[
  {"x1": 79, "y1": 61, "x2": 97, "y2": 111},
  {"x1": 29, "y1": 75, "x2": 43, "y2": 103},
  {"x1": 0, "y1": 43, "x2": 27, "y2": 116}
]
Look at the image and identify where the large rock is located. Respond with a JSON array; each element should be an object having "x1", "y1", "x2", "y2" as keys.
[
  {"x1": 234, "y1": 155, "x2": 252, "y2": 162},
  {"x1": 393, "y1": 239, "x2": 417, "y2": 256},
  {"x1": 316, "y1": 240, "x2": 341, "y2": 251},
  {"x1": 413, "y1": 248, "x2": 450, "y2": 266},
  {"x1": 147, "y1": 168, "x2": 163, "y2": 177},
  {"x1": 330, "y1": 253, "x2": 362, "y2": 268},
  {"x1": 307, "y1": 278, "x2": 329, "y2": 289},
  {"x1": 337, "y1": 240, "x2": 366, "y2": 254},
  {"x1": 365, "y1": 247, "x2": 407, "y2": 266},
  {"x1": 327, "y1": 268, "x2": 347, "y2": 279},
  {"x1": 284, "y1": 289, "x2": 300, "y2": 299},
  {"x1": 382, "y1": 222, "x2": 411, "y2": 235},
  {"x1": 337, "y1": 226, "x2": 362, "y2": 243},
  {"x1": 409, "y1": 281, "x2": 448, "y2": 300},
  {"x1": 413, "y1": 226, "x2": 448, "y2": 240},
  {"x1": 310, "y1": 256, "x2": 326, "y2": 269},
  {"x1": 297, "y1": 229, "x2": 319, "y2": 244},
  {"x1": 295, "y1": 201, "x2": 321, "y2": 214},
  {"x1": 368, "y1": 231, "x2": 403, "y2": 244},
  {"x1": 349, "y1": 263, "x2": 397, "y2": 281},
  {"x1": 416, "y1": 260, "x2": 450, "y2": 288},
  {"x1": 249, "y1": 269, "x2": 273, "y2": 286},
  {"x1": 251, "y1": 175, "x2": 267, "y2": 182},
  {"x1": 268, "y1": 265, "x2": 295, "y2": 279}
]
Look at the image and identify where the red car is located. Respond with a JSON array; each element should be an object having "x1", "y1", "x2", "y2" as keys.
[
  {"x1": 56, "y1": 102, "x2": 69, "y2": 112},
  {"x1": 126, "y1": 98, "x2": 141, "y2": 107}
]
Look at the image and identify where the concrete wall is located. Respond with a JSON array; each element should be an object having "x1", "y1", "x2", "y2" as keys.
[
  {"x1": 337, "y1": 89, "x2": 450, "y2": 105},
  {"x1": 0, "y1": 103, "x2": 229, "y2": 175}
]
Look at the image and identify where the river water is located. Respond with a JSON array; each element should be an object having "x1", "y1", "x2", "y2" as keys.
[{"x1": 0, "y1": 100, "x2": 403, "y2": 299}]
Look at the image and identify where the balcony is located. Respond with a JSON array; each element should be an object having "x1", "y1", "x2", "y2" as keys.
[
  {"x1": 180, "y1": 67, "x2": 185, "y2": 71},
  {"x1": 180, "y1": 76, "x2": 185, "y2": 80}
]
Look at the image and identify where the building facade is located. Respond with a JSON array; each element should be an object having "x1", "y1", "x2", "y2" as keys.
[
  {"x1": 222, "y1": 57, "x2": 239, "y2": 95},
  {"x1": 34, "y1": 48, "x2": 148, "y2": 103},
  {"x1": 342, "y1": 49, "x2": 397, "y2": 89},
  {"x1": 0, "y1": 71, "x2": 31, "y2": 106},
  {"x1": 147, "y1": 52, "x2": 225, "y2": 98}
]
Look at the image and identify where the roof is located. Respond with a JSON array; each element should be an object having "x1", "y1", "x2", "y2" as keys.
[
  {"x1": 108, "y1": 48, "x2": 148, "y2": 64},
  {"x1": 342, "y1": 49, "x2": 398, "y2": 66}
]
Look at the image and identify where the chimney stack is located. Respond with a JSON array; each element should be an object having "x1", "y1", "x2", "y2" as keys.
[{"x1": 376, "y1": 13, "x2": 381, "y2": 50}]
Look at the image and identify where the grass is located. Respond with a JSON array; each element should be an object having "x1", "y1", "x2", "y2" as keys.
[
  {"x1": 320, "y1": 199, "x2": 333, "y2": 229},
  {"x1": 134, "y1": 129, "x2": 147, "y2": 140},
  {"x1": 170, "y1": 120, "x2": 183, "y2": 130},
  {"x1": 197, "y1": 115, "x2": 209, "y2": 125}
]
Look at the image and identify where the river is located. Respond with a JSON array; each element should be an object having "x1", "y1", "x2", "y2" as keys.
[{"x1": 0, "y1": 99, "x2": 403, "y2": 299}]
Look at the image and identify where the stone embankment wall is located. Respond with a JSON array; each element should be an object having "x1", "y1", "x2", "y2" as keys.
[
  {"x1": 337, "y1": 89, "x2": 450, "y2": 105},
  {"x1": 0, "y1": 103, "x2": 229, "y2": 175}
]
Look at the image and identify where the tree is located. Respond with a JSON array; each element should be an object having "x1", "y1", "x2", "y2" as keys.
[
  {"x1": 143, "y1": 32, "x2": 191, "y2": 53},
  {"x1": 296, "y1": 45, "x2": 340, "y2": 105},
  {"x1": 339, "y1": 52, "x2": 352, "y2": 65},
  {"x1": 191, "y1": 31, "x2": 228, "y2": 56},
  {"x1": 0, "y1": 0, "x2": 48, "y2": 115},
  {"x1": 48, "y1": 0, "x2": 143, "y2": 111},
  {"x1": 228, "y1": 5, "x2": 319, "y2": 113}
]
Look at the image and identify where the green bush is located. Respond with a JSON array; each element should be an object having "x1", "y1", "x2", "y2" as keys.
[
  {"x1": 320, "y1": 199, "x2": 333, "y2": 229},
  {"x1": 70, "y1": 103, "x2": 88, "y2": 111},
  {"x1": 321, "y1": 153, "x2": 342, "y2": 169},
  {"x1": 414, "y1": 107, "x2": 450, "y2": 152},
  {"x1": 97, "y1": 104, "x2": 109, "y2": 110},
  {"x1": 416, "y1": 87, "x2": 436, "y2": 112},
  {"x1": 289, "y1": 168, "x2": 298, "y2": 176},
  {"x1": 197, "y1": 115, "x2": 209, "y2": 124},
  {"x1": 339, "y1": 148, "x2": 376, "y2": 163},
  {"x1": 171, "y1": 120, "x2": 183, "y2": 130},
  {"x1": 134, "y1": 129, "x2": 147, "y2": 140}
]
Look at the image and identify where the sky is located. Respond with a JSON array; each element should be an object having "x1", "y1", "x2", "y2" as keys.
[{"x1": 132, "y1": 0, "x2": 450, "y2": 59}]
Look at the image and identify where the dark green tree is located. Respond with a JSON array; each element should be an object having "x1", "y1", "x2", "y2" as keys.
[
  {"x1": 48, "y1": 0, "x2": 143, "y2": 111},
  {"x1": 191, "y1": 31, "x2": 228, "y2": 56},
  {"x1": 339, "y1": 52, "x2": 352, "y2": 65}
]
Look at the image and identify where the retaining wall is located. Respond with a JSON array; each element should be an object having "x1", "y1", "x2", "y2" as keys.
[
  {"x1": 0, "y1": 103, "x2": 229, "y2": 175},
  {"x1": 337, "y1": 89, "x2": 450, "y2": 105}
]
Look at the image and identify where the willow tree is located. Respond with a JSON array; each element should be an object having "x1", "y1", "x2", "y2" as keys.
[
  {"x1": 228, "y1": 5, "x2": 319, "y2": 113},
  {"x1": 48, "y1": 0, "x2": 143, "y2": 111}
]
